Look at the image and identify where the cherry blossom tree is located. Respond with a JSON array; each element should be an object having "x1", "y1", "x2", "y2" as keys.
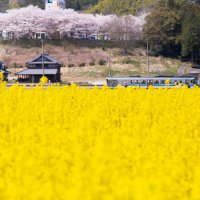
[
  {"x1": 104, "y1": 14, "x2": 147, "y2": 54},
  {"x1": 0, "y1": 6, "x2": 147, "y2": 40}
]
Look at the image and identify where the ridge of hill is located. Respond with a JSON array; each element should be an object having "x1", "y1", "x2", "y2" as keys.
[
  {"x1": 0, "y1": 0, "x2": 155, "y2": 13},
  {"x1": 0, "y1": 0, "x2": 99, "y2": 11},
  {"x1": 89, "y1": 0, "x2": 155, "y2": 15},
  {"x1": 1, "y1": 0, "x2": 200, "y2": 14},
  {"x1": 0, "y1": 0, "x2": 156, "y2": 14}
]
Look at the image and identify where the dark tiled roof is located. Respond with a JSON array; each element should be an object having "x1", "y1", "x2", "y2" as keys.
[{"x1": 26, "y1": 54, "x2": 62, "y2": 65}]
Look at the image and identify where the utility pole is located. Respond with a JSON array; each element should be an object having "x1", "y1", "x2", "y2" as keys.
[
  {"x1": 41, "y1": 38, "x2": 44, "y2": 77},
  {"x1": 108, "y1": 51, "x2": 111, "y2": 77},
  {"x1": 147, "y1": 39, "x2": 150, "y2": 77}
]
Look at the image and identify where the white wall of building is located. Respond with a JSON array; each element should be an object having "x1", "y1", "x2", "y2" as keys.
[{"x1": 45, "y1": 0, "x2": 66, "y2": 9}]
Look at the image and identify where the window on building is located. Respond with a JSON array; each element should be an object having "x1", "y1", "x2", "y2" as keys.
[
  {"x1": 48, "y1": 0, "x2": 53, "y2": 3},
  {"x1": 41, "y1": 33, "x2": 46, "y2": 39}
]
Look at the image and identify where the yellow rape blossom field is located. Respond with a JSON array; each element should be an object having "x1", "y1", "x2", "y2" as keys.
[{"x1": 0, "y1": 83, "x2": 200, "y2": 200}]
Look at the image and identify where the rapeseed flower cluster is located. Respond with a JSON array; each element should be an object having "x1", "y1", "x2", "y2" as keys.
[
  {"x1": 40, "y1": 76, "x2": 48, "y2": 84},
  {"x1": 0, "y1": 83, "x2": 200, "y2": 200},
  {"x1": 0, "y1": 72, "x2": 4, "y2": 82}
]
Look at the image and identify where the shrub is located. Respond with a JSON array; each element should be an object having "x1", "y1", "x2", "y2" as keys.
[
  {"x1": 99, "y1": 59, "x2": 106, "y2": 65},
  {"x1": 122, "y1": 57, "x2": 141, "y2": 67},
  {"x1": 79, "y1": 63, "x2": 86, "y2": 67},
  {"x1": 68, "y1": 64, "x2": 75, "y2": 68},
  {"x1": 0, "y1": 72, "x2": 3, "y2": 82},
  {"x1": 89, "y1": 62, "x2": 95, "y2": 66},
  {"x1": 40, "y1": 76, "x2": 48, "y2": 84}
]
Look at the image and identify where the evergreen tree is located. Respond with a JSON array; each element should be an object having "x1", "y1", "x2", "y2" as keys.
[
  {"x1": 144, "y1": 3, "x2": 181, "y2": 56},
  {"x1": 181, "y1": 4, "x2": 200, "y2": 63},
  {"x1": 144, "y1": 0, "x2": 200, "y2": 57}
]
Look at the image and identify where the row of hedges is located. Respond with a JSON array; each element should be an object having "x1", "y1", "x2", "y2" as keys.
[{"x1": 67, "y1": 59, "x2": 107, "y2": 67}]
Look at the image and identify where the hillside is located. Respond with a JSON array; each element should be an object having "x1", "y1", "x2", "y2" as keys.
[
  {"x1": 0, "y1": 0, "x2": 154, "y2": 13},
  {"x1": 89, "y1": 0, "x2": 155, "y2": 15},
  {"x1": 0, "y1": 0, "x2": 99, "y2": 11},
  {"x1": 0, "y1": 42, "x2": 186, "y2": 82},
  {"x1": 90, "y1": 0, "x2": 200, "y2": 15},
  {"x1": 0, "y1": 0, "x2": 155, "y2": 13},
  {"x1": 1, "y1": 0, "x2": 200, "y2": 14}
]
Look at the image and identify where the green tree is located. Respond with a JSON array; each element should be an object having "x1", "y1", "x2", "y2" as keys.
[
  {"x1": 144, "y1": 3, "x2": 181, "y2": 56},
  {"x1": 20, "y1": 0, "x2": 44, "y2": 9},
  {"x1": 0, "y1": 0, "x2": 9, "y2": 12},
  {"x1": 89, "y1": 0, "x2": 155, "y2": 15},
  {"x1": 181, "y1": 4, "x2": 200, "y2": 63},
  {"x1": 75, "y1": 0, "x2": 81, "y2": 10}
]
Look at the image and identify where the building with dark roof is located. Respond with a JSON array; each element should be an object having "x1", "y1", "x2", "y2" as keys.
[
  {"x1": 16, "y1": 54, "x2": 62, "y2": 83},
  {"x1": 0, "y1": 61, "x2": 10, "y2": 81}
]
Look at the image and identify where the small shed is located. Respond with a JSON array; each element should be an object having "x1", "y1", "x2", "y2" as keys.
[
  {"x1": 16, "y1": 54, "x2": 62, "y2": 83},
  {"x1": 0, "y1": 61, "x2": 10, "y2": 81}
]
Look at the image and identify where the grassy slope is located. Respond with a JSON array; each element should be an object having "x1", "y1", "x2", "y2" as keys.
[{"x1": 0, "y1": 40, "x2": 185, "y2": 81}]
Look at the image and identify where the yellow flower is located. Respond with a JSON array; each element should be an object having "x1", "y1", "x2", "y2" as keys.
[
  {"x1": 40, "y1": 76, "x2": 48, "y2": 84},
  {"x1": 0, "y1": 84, "x2": 199, "y2": 200},
  {"x1": 165, "y1": 79, "x2": 170, "y2": 85},
  {"x1": 0, "y1": 72, "x2": 4, "y2": 82}
]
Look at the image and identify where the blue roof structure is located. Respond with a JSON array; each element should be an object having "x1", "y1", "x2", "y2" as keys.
[{"x1": 16, "y1": 69, "x2": 57, "y2": 75}]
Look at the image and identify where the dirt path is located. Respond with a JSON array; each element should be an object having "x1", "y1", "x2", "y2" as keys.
[{"x1": 177, "y1": 65, "x2": 189, "y2": 75}]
